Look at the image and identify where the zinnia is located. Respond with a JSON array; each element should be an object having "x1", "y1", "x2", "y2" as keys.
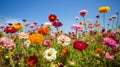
[
  {"x1": 13, "y1": 23, "x2": 23, "y2": 30},
  {"x1": 18, "y1": 32, "x2": 29, "y2": 39},
  {"x1": 48, "y1": 14, "x2": 57, "y2": 22},
  {"x1": 29, "y1": 33, "x2": 44, "y2": 44},
  {"x1": 27, "y1": 55, "x2": 38, "y2": 66},
  {"x1": 52, "y1": 21, "x2": 63, "y2": 28},
  {"x1": 4, "y1": 26, "x2": 18, "y2": 33},
  {"x1": 43, "y1": 40, "x2": 52, "y2": 47},
  {"x1": 79, "y1": 10, "x2": 88, "y2": 17},
  {"x1": 73, "y1": 40, "x2": 87, "y2": 51},
  {"x1": 71, "y1": 24, "x2": 84, "y2": 31},
  {"x1": 38, "y1": 27, "x2": 49, "y2": 35}
]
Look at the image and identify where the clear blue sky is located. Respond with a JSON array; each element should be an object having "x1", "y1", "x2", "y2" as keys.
[{"x1": 0, "y1": 0, "x2": 120, "y2": 32}]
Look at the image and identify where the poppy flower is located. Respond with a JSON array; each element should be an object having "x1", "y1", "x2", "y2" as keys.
[
  {"x1": 27, "y1": 55, "x2": 38, "y2": 66},
  {"x1": 73, "y1": 40, "x2": 87, "y2": 51},
  {"x1": 48, "y1": 14, "x2": 57, "y2": 22},
  {"x1": 79, "y1": 10, "x2": 88, "y2": 17},
  {"x1": 98, "y1": 6, "x2": 110, "y2": 13},
  {"x1": 13, "y1": 23, "x2": 23, "y2": 30},
  {"x1": 52, "y1": 21, "x2": 63, "y2": 28},
  {"x1": 4, "y1": 26, "x2": 18, "y2": 33},
  {"x1": 88, "y1": 24, "x2": 94, "y2": 28},
  {"x1": 94, "y1": 22, "x2": 100, "y2": 27}
]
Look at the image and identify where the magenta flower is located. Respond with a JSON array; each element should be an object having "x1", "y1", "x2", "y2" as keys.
[
  {"x1": 80, "y1": 10, "x2": 88, "y2": 17},
  {"x1": 105, "y1": 52, "x2": 115, "y2": 60},
  {"x1": 52, "y1": 21, "x2": 63, "y2": 27},
  {"x1": 103, "y1": 37, "x2": 119, "y2": 48},
  {"x1": 43, "y1": 40, "x2": 52, "y2": 46},
  {"x1": 71, "y1": 24, "x2": 84, "y2": 31}
]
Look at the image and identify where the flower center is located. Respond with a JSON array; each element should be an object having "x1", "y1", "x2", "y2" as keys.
[
  {"x1": 61, "y1": 39, "x2": 65, "y2": 43},
  {"x1": 8, "y1": 27, "x2": 12, "y2": 30},
  {"x1": 79, "y1": 44, "x2": 82, "y2": 46},
  {"x1": 51, "y1": 16, "x2": 54, "y2": 19},
  {"x1": 21, "y1": 34, "x2": 26, "y2": 37},
  {"x1": 48, "y1": 52, "x2": 52, "y2": 56}
]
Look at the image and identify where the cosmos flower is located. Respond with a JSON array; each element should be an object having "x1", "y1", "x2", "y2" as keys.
[
  {"x1": 71, "y1": 24, "x2": 84, "y2": 31},
  {"x1": 105, "y1": 52, "x2": 114, "y2": 60},
  {"x1": 98, "y1": 6, "x2": 110, "y2": 13},
  {"x1": 103, "y1": 37, "x2": 119, "y2": 48},
  {"x1": 52, "y1": 21, "x2": 63, "y2": 28},
  {"x1": 4, "y1": 26, "x2": 18, "y2": 33},
  {"x1": 29, "y1": 33, "x2": 44, "y2": 44},
  {"x1": 38, "y1": 27, "x2": 49, "y2": 35},
  {"x1": 48, "y1": 14, "x2": 57, "y2": 22},
  {"x1": 57, "y1": 35, "x2": 71, "y2": 46},
  {"x1": 79, "y1": 10, "x2": 88, "y2": 17},
  {"x1": 27, "y1": 55, "x2": 38, "y2": 66},
  {"x1": 43, "y1": 40, "x2": 52, "y2": 47},
  {"x1": 43, "y1": 48, "x2": 57, "y2": 61},
  {"x1": 18, "y1": 32, "x2": 29, "y2": 39},
  {"x1": 73, "y1": 40, "x2": 87, "y2": 51},
  {"x1": 44, "y1": 22, "x2": 52, "y2": 27},
  {"x1": 0, "y1": 37, "x2": 16, "y2": 50}
]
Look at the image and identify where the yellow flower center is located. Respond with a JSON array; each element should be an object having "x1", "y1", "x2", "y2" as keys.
[
  {"x1": 8, "y1": 27, "x2": 12, "y2": 30},
  {"x1": 21, "y1": 34, "x2": 26, "y2": 37},
  {"x1": 61, "y1": 39, "x2": 65, "y2": 43},
  {"x1": 48, "y1": 52, "x2": 52, "y2": 56}
]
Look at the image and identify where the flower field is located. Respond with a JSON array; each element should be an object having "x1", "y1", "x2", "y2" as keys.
[{"x1": 0, "y1": 6, "x2": 120, "y2": 67}]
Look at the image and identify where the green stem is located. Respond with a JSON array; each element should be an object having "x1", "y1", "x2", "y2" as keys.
[
  {"x1": 103, "y1": 13, "x2": 105, "y2": 28},
  {"x1": 9, "y1": 50, "x2": 15, "y2": 67}
]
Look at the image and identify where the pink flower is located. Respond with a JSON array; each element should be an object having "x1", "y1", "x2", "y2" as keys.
[
  {"x1": 18, "y1": 32, "x2": 29, "y2": 39},
  {"x1": 71, "y1": 24, "x2": 84, "y2": 31},
  {"x1": 0, "y1": 25, "x2": 4, "y2": 29},
  {"x1": 80, "y1": 10, "x2": 88, "y2": 17},
  {"x1": 50, "y1": 32, "x2": 56, "y2": 39},
  {"x1": 52, "y1": 21, "x2": 63, "y2": 27},
  {"x1": 25, "y1": 22, "x2": 31, "y2": 26},
  {"x1": 30, "y1": 24, "x2": 36, "y2": 28},
  {"x1": 0, "y1": 37, "x2": 16, "y2": 50},
  {"x1": 105, "y1": 52, "x2": 115, "y2": 60},
  {"x1": 43, "y1": 40, "x2": 52, "y2": 46},
  {"x1": 103, "y1": 37, "x2": 119, "y2": 48}
]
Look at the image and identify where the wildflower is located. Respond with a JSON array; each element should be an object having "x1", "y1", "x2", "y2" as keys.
[
  {"x1": 57, "y1": 35, "x2": 71, "y2": 46},
  {"x1": 44, "y1": 22, "x2": 52, "y2": 27},
  {"x1": 4, "y1": 26, "x2": 18, "y2": 33},
  {"x1": 43, "y1": 40, "x2": 52, "y2": 47},
  {"x1": 75, "y1": 16, "x2": 80, "y2": 20},
  {"x1": 61, "y1": 48, "x2": 69, "y2": 57},
  {"x1": 96, "y1": 48, "x2": 102, "y2": 53},
  {"x1": 50, "y1": 32, "x2": 56, "y2": 39},
  {"x1": 13, "y1": 23, "x2": 23, "y2": 30},
  {"x1": 18, "y1": 32, "x2": 29, "y2": 39},
  {"x1": 29, "y1": 33, "x2": 44, "y2": 44},
  {"x1": 68, "y1": 60, "x2": 76, "y2": 66},
  {"x1": 0, "y1": 25, "x2": 4, "y2": 29},
  {"x1": 24, "y1": 22, "x2": 30, "y2": 26},
  {"x1": 48, "y1": 14, "x2": 57, "y2": 22},
  {"x1": 73, "y1": 40, "x2": 87, "y2": 51},
  {"x1": 105, "y1": 52, "x2": 114, "y2": 60},
  {"x1": 98, "y1": 6, "x2": 110, "y2": 13},
  {"x1": 82, "y1": 22, "x2": 87, "y2": 26},
  {"x1": 43, "y1": 48, "x2": 57, "y2": 61},
  {"x1": 27, "y1": 55, "x2": 38, "y2": 66},
  {"x1": 38, "y1": 27, "x2": 49, "y2": 35},
  {"x1": 71, "y1": 24, "x2": 84, "y2": 31},
  {"x1": 52, "y1": 21, "x2": 63, "y2": 28},
  {"x1": 88, "y1": 24, "x2": 94, "y2": 28},
  {"x1": 23, "y1": 40, "x2": 31, "y2": 47},
  {"x1": 103, "y1": 37, "x2": 119, "y2": 48},
  {"x1": 79, "y1": 10, "x2": 88, "y2": 17},
  {"x1": 94, "y1": 22, "x2": 100, "y2": 27}
]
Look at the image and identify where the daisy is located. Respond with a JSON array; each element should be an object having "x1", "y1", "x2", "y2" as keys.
[{"x1": 18, "y1": 32, "x2": 29, "y2": 39}]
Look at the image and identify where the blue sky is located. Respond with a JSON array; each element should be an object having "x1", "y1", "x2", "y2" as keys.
[{"x1": 0, "y1": 0, "x2": 120, "y2": 32}]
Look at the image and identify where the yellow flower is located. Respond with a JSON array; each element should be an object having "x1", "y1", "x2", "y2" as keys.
[
  {"x1": 82, "y1": 22, "x2": 87, "y2": 25},
  {"x1": 98, "y1": 6, "x2": 110, "y2": 13},
  {"x1": 13, "y1": 23, "x2": 23, "y2": 30},
  {"x1": 29, "y1": 33, "x2": 44, "y2": 44}
]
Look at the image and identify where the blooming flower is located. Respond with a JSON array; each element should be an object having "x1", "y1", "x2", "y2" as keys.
[
  {"x1": 75, "y1": 16, "x2": 80, "y2": 20},
  {"x1": 98, "y1": 6, "x2": 110, "y2": 13},
  {"x1": 44, "y1": 22, "x2": 52, "y2": 27},
  {"x1": 105, "y1": 52, "x2": 114, "y2": 60},
  {"x1": 50, "y1": 32, "x2": 56, "y2": 39},
  {"x1": 48, "y1": 14, "x2": 57, "y2": 22},
  {"x1": 18, "y1": 32, "x2": 29, "y2": 39},
  {"x1": 13, "y1": 23, "x2": 23, "y2": 30},
  {"x1": 27, "y1": 55, "x2": 38, "y2": 66},
  {"x1": 103, "y1": 37, "x2": 119, "y2": 48},
  {"x1": 23, "y1": 40, "x2": 31, "y2": 47},
  {"x1": 52, "y1": 21, "x2": 63, "y2": 28},
  {"x1": 94, "y1": 22, "x2": 101, "y2": 27},
  {"x1": 24, "y1": 22, "x2": 31, "y2": 26},
  {"x1": 88, "y1": 24, "x2": 94, "y2": 28},
  {"x1": 0, "y1": 25, "x2": 4, "y2": 29},
  {"x1": 38, "y1": 26, "x2": 49, "y2": 35},
  {"x1": 4, "y1": 26, "x2": 18, "y2": 33},
  {"x1": 43, "y1": 40, "x2": 52, "y2": 47},
  {"x1": 57, "y1": 35, "x2": 71, "y2": 46},
  {"x1": 61, "y1": 48, "x2": 69, "y2": 57},
  {"x1": 29, "y1": 33, "x2": 44, "y2": 44},
  {"x1": 43, "y1": 48, "x2": 57, "y2": 61},
  {"x1": 80, "y1": 10, "x2": 88, "y2": 17},
  {"x1": 73, "y1": 40, "x2": 87, "y2": 51},
  {"x1": 71, "y1": 24, "x2": 84, "y2": 31},
  {"x1": 0, "y1": 37, "x2": 16, "y2": 50}
]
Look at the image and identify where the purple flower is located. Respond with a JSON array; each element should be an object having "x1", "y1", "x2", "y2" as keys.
[
  {"x1": 103, "y1": 37, "x2": 119, "y2": 48},
  {"x1": 52, "y1": 21, "x2": 63, "y2": 27}
]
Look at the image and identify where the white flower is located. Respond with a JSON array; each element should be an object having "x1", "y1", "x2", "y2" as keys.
[
  {"x1": 18, "y1": 32, "x2": 29, "y2": 39},
  {"x1": 57, "y1": 35, "x2": 71, "y2": 46},
  {"x1": 43, "y1": 48, "x2": 57, "y2": 61},
  {"x1": 44, "y1": 22, "x2": 52, "y2": 27},
  {"x1": 23, "y1": 40, "x2": 31, "y2": 47}
]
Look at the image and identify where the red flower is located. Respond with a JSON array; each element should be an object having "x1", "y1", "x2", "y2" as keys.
[
  {"x1": 73, "y1": 40, "x2": 87, "y2": 51},
  {"x1": 53, "y1": 21, "x2": 63, "y2": 27},
  {"x1": 48, "y1": 14, "x2": 57, "y2": 22},
  {"x1": 79, "y1": 10, "x2": 88, "y2": 17},
  {"x1": 27, "y1": 55, "x2": 38, "y2": 66},
  {"x1": 4, "y1": 26, "x2": 18, "y2": 33}
]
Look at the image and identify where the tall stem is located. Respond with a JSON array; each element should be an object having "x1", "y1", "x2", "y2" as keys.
[
  {"x1": 116, "y1": 12, "x2": 119, "y2": 30},
  {"x1": 103, "y1": 13, "x2": 105, "y2": 28}
]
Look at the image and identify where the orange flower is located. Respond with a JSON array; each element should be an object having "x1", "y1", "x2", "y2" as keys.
[
  {"x1": 88, "y1": 24, "x2": 94, "y2": 28},
  {"x1": 94, "y1": 22, "x2": 100, "y2": 27},
  {"x1": 38, "y1": 27, "x2": 49, "y2": 35},
  {"x1": 27, "y1": 55, "x2": 38, "y2": 66},
  {"x1": 29, "y1": 33, "x2": 44, "y2": 44},
  {"x1": 98, "y1": 6, "x2": 110, "y2": 13},
  {"x1": 0, "y1": 50, "x2": 2, "y2": 56},
  {"x1": 61, "y1": 48, "x2": 69, "y2": 57},
  {"x1": 96, "y1": 48, "x2": 102, "y2": 53},
  {"x1": 13, "y1": 23, "x2": 23, "y2": 30}
]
